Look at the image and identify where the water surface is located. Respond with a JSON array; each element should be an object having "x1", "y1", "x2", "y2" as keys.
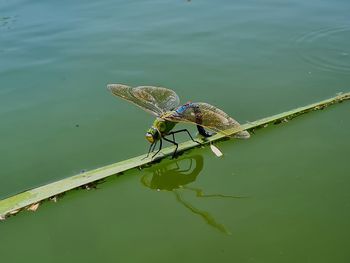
[{"x1": 1, "y1": 0, "x2": 350, "y2": 262}]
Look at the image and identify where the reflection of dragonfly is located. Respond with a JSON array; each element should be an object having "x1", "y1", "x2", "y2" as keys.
[
  {"x1": 108, "y1": 84, "x2": 250, "y2": 158},
  {"x1": 141, "y1": 154, "x2": 244, "y2": 234}
]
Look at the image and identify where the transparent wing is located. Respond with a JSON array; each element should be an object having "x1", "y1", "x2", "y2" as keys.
[
  {"x1": 107, "y1": 84, "x2": 180, "y2": 117},
  {"x1": 163, "y1": 102, "x2": 250, "y2": 138}
]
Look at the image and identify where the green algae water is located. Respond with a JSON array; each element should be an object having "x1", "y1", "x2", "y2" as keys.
[{"x1": 1, "y1": 0, "x2": 350, "y2": 262}]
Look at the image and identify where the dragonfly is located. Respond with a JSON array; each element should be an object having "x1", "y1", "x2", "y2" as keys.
[{"x1": 107, "y1": 84, "x2": 250, "y2": 158}]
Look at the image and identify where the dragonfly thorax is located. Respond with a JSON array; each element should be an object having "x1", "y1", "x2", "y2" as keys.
[{"x1": 145, "y1": 118, "x2": 176, "y2": 143}]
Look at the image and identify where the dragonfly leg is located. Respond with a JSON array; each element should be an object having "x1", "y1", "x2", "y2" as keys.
[
  {"x1": 151, "y1": 140, "x2": 158, "y2": 152},
  {"x1": 142, "y1": 140, "x2": 159, "y2": 160},
  {"x1": 142, "y1": 141, "x2": 155, "y2": 160},
  {"x1": 152, "y1": 138, "x2": 163, "y2": 159},
  {"x1": 163, "y1": 136, "x2": 178, "y2": 159},
  {"x1": 168, "y1": 129, "x2": 201, "y2": 144}
]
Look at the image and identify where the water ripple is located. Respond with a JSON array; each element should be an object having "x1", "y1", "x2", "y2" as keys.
[
  {"x1": 0, "y1": 16, "x2": 16, "y2": 30},
  {"x1": 295, "y1": 26, "x2": 350, "y2": 73}
]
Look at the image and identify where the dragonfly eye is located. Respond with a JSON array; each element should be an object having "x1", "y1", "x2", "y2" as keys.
[
  {"x1": 145, "y1": 133, "x2": 154, "y2": 143},
  {"x1": 146, "y1": 127, "x2": 159, "y2": 143}
]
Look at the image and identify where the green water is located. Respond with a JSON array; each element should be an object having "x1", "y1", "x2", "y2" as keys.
[{"x1": 1, "y1": 0, "x2": 350, "y2": 262}]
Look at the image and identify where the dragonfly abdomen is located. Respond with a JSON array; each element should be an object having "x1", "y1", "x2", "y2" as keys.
[{"x1": 173, "y1": 103, "x2": 213, "y2": 137}]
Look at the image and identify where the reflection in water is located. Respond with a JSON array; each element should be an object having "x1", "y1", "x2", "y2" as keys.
[{"x1": 141, "y1": 154, "x2": 243, "y2": 234}]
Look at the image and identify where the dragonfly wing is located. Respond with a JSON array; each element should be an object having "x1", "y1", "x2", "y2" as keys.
[
  {"x1": 107, "y1": 84, "x2": 180, "y2": 117},
  {"x1": 163, "y1": 102, "x2": 250, "y2": 138}
]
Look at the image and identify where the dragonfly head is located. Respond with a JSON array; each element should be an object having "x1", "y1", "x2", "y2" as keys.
[{"x1": 145, "y1": 127, "x2": 160, "y2": 144}]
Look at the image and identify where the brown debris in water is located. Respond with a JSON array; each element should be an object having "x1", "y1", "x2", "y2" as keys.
[
  {"x1": 9, "y1": 209, "x2": 20, "y2": 215},
  {"x1": 27, "y1": 203, "x2": 40, "y2": 212},
  {"x1": 210, "y1": 144, "x2": 223, "y2": 157},
  {"x1": 49, "y1": 196, "x2": 58, "y2": 203}
]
